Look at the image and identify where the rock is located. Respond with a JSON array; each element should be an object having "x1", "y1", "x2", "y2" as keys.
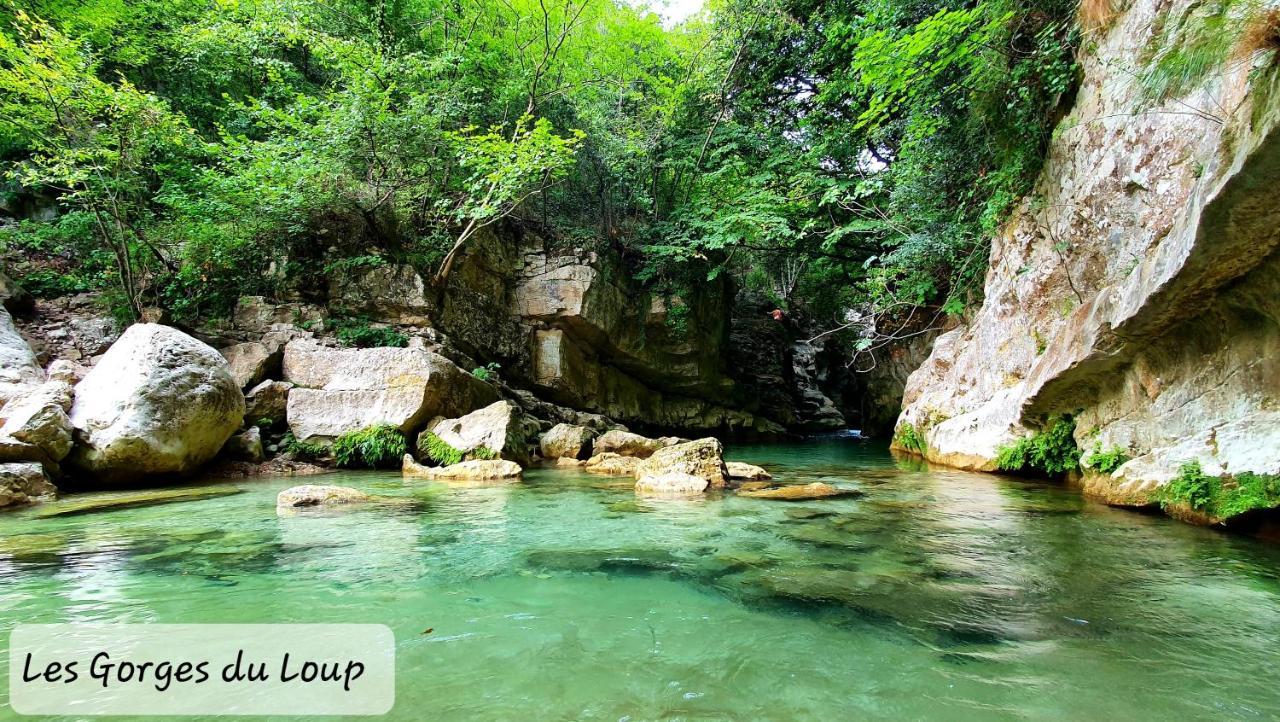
[
  {"x1": 36, "y1": 486, "x2": 243, "y2": 518},
  {"x1": 634, "y1": 438, "x2": 730, "y2": 489},
  {"x1": 0, "y1": 462, "x2": 55, "y2": 508},
  {"x1": 554, "y1": 457, "x2": 586, "y2": 468},
  {"x1": 223, "y1": 427, "x2": 264, "y2": 462},
  {"x1": 539, "y1": 423, "x2": 596, "y2": 460},
  {"x1": 426, "y1": 401, "x2": 533, "y2": 466},
  {"x1": 593, "y1": 430, "x2": 662, "y2": 458},
  {"x1": 276, "y1": 484, "x2": 370, "y2": 510},
  {"x1": 404, "y1": 458, "x2": 522, "y2": 481},
  {"x1": 66, "y1": 324, "x2": 245, "y2": 482},
  {"x1": 0, "y1": 381, "x2": 74, "y2": 464},
  {"x1": 635, "y1": 472, "x2": 710, "y2": 496},
  {"x1": 244, "y1": 380, "x2": 292, "y2": 428},
  {"x1": 219, "y1": 342, "x2": 277, "y2": 389},
  {"x1": 328, "y1": 263, "x2": 432, "y2": 325},
  {"x1": 737, "y1": 480, "x2": 774, "y2": 492},
  {"x1": 282, "y1": 339, "x2": 497, "y2": 443},
  {"x1": 737, "y1": 482, "x2": 863, "y2": 501},
  {"x1": 0, "y1": 270, "x2": 34, "y2": 316},
  {"x1": 233, "y1": 296, "x2": 327, "y2": 334},
  {"x1": 726, "y1": 461, "x2": 772, "y2": 480},
  {"x1": 582, "y1": 453, "x2": 640, "y2": 476},
  {"x1": 45, "y1": 359, "x2": 81, "y2": 384},
  {"x1": 0, "y1": 307, "x2": 42, "y2": 408}
]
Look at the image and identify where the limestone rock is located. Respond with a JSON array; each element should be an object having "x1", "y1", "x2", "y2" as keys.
[
  {"x1": 0, "y1": 381, "x2": 74, "y2": 464},
  {"x1": 582, "y1": 453, "x2": 641, "y2": 476},
  {"x1": 737, "y1": 482, "x2": 861, "y2": 501},
  {"x1": 233, "y1": 296, "x2": 327, "y2": 334},
  {"x1": 0, "y1": 307, "x2": 42, "y2": 408},
  {"x1": 45, "y1": 359, "x2": 82, "y2": 385},
  {"x1": 224, "y1": 427, "x2": 264, "y2": 462},
  {"x1": 635, "y1": 472, "x2": 709, "y2": 496},
  {"x1": 277, "y1": 484, "x2": 370, "y2": 510},
  {"x1": 0, "y1": 462, "x2": 55, "y2": 508},
  {"x1": 726, "y1": 461, "x2": 772, "y2": 481},
  {"x1": 67, "y1": 324, "x2": 245, "y2": 482},
  {"x1": 282, "y1": 340, "x2": 496, "y2": 443},
  {"x1": 219, "y1": 342, "x2": 277, "y2": 389},
  {"x1": 539, "y1": 423, "x2": 596, "y2": 460},
  {"x1": 426, "y1": 401, "x2": 533, "y2": 466},
  {"x1": 593, "y1": 430, "x2": 662, "y2": 458},
  {"x1": 245, "y1": 380, "x2": 292, "y2": 428},
  {"x1": 634, "y1": 438, "x2": 730, "y2": 489},
  {"x1": 406, "y1": 458, "x2": 522, "y2": 481},
  {"x1": 328, "y1": 264, "x2": 432, "y2": 325}
]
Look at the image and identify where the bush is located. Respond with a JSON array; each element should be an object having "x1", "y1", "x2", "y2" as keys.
[
  {"x1": 332, "y1": 425, "x2": 407, "y2": 469},
  {"x1": 1159, "y1": 460, "x2": 1280, "y2": 519},
  {"x1": 894, "y1": 422, "x2": 927, "y2": 455},
  {"x1": 1087, "y1": 444, "x2": 1129, "y2": 474},
  {"x1": 335, "y1": 323, "x2": 409, "y2": 349},
  {"x1": 417, "y1": 431, "x2": 463, "y2": 467},
  {"x1": 995, "y1": 416, "x2": 1081, "y2": 476}
]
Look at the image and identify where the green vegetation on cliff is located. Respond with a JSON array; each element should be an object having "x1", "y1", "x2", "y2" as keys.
[
  {"x1": 333, "y1": 425, "x2": 407, "y2": 469},
  {"x1": 995, "y1": 416, "x2": 1081, "y2": 476},
  {"x1": 0, "y1": 0, "x2": 1078, "y2": 346},
  {"x1": 1158, "y1": 460, "x2": 1280, "y2": 520}
]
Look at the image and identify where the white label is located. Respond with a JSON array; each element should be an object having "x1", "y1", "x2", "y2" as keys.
[{"x1": 8, "y1": 624, "x2": 395, "y2": 716}]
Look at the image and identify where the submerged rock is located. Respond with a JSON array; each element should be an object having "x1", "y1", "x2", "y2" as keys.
[
  {"x1": 635, "y1": 472, "x2": 710, "y2": 496},
  {"x1": 539, "y1": 423, "x2": 596, "y2": 460},
  {"x1": 283, "y1": 340, "x2": 496, "y2": 443},
  {"x1": 426, "y1": 401, "x2": 534, "y2": 466},
  {"x1": 581, "y1": 452, "x2": 640, "y2": 476},
  {"x1": 726, "y1": 461, "x2": 772, "y2": 480},
  {"x1": 67, "y1": 324, "x2": 245, "y2": 483},
  {"x1": 634, "y1": 438, "x2": 729, "y2": 489},
  {"x1": 36, "y1": 486, "x2": 242, "y2": 518},
  {"x1": 0, "y1": 462, "x2": 56, "y2": 509},
  {"x1": 276, "y1": 484, "x2": 370, "y2": 510},
  {"x1": 737, "y1": 482, "x2": 863, "y2": 501}
]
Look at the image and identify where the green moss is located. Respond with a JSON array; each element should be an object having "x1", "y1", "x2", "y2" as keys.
[
  {"x1": 333, "y1": 425, "x2": 407, "y2": 469},
  {"x1": 1087, "y1": 444, "x2": 1129, "y2": 474},
  {"x1": 281, "y1": 433, "x2": 327, "y2": 462},
  {"x1": 1158, "y1": 460, "x2": 1280, "y2": 519},
  {"x1": 894, "y1": 423, "x2": 927, "y2": 455},
  {"x1": 417, "y1": 431, "x2": 464, "y2": 467},
  {"x1": 995, "y1": 416, "x2": 1081, "y2": 476}
]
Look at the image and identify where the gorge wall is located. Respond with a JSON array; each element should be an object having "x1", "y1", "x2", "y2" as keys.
[{"x1": 894, "y1": 0, "x2": 1280, "y2": 510}]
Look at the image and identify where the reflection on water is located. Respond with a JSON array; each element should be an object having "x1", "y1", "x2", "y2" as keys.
[{"x1": 2, "y1": 439, "x2": 1280, "y2": 720}]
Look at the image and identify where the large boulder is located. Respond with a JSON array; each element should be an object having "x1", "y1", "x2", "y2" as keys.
[
  {"x1": 426, "y1": 401, "x2": 534, "y2": 466},
  {"x1": 219, "y1": 342, "x2": 277, "y2": 390},
  {"x1": 593, "y1": 430, "x2": 663, "y2": 458},
  {"x1": 634, "y1": 438, "x2": 729, "y2": 489},
  {"x1": 282, "y1": 340, "x2": 497, "y2": 443},
  {"x1": 0, "y1": 462, "x2": 56, "y2": 508},
  {"x1": 539, "y1": 423, "x2": 596, "y2": 460},
  {"x1": 0, "y1": 381, "x2": 74, "y2": 464},
  {"x1": 0, "y1": 307, "x2": 42, "y2": 408},
  {"x1": 66, "y1": 324, "x2": 245, "y2": 482}
]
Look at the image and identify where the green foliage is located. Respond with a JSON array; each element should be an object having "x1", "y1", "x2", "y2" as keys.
[
  {"x1": 332, "y1": 425, "x2": 406, "y2": 469},
  {"x1": 281, "y1": 433, "x2": 327, "y2": 462},
  {"x1": 329, "y1": 318, "x2": 408, "y2": 348},
  {"x1": 1087, "y1": 444, "x2": 1129, "y2": 474},
  {"x1": 995, "y1": 416, "x2": 1081, "y2": 476},
  {"x1": 894, "y1": 423, "x2": 927, "y2": 455},
  {"x1": 1158, "y1": 461, "x2": 1280, "y2": 519},
  {"x1": 1140, "y1": 0, "x2": 1261, "y2": 102},
  {"x1": 471, "y1": 447, "x2": 498, "y2": 461},
  {"x1": 417, "y1": 431, "x2": 463, "y2": 467},
  {"x1": 471, "y1": 362, "x2": 501, "y2": 382}
]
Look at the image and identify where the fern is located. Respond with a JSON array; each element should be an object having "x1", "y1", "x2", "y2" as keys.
[
  {"x1": 418, "y1": 432, "x2": 464, "y2": 466},
  {"x1": 332, "y1": 425, "x2": 407, "y2": 469},
  {"x1": 995, "y1": 416, "x2": 1081, "y2": 476}
]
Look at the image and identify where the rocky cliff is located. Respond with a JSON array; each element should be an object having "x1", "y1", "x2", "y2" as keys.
[{"x1": 894, "y1": 0, "x2": 1280, "y2": 514}]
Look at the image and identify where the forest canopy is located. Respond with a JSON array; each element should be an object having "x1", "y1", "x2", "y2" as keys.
[{"x1": 0, "y1": 0, "x2": 1079, "y2": 343}]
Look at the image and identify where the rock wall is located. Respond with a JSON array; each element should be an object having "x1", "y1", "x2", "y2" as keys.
[{"x1": 894, "y1": 0, "x2": 1280, "y2": 506}]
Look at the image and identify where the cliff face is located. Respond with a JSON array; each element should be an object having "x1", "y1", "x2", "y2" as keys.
[{"x1": 894, "y1": 0, "x2": 1280, "y2": 505}]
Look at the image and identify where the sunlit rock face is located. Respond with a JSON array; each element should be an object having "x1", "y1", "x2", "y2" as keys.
[{"x1": 894, "y1": 0, "x2": 1280, "y2": 501}]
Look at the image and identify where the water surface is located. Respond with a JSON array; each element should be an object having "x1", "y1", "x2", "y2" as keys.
[{"x1": 2, "y1": 440, "x2": 1280, "y2": 720}]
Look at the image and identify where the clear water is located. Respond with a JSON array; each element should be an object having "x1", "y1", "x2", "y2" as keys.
[{"x1": 3, "y1": 439, "x2": 1280, "y2": 720}]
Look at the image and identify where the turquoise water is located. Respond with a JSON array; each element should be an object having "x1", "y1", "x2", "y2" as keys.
[{"x1": 3, "y1": 439, "x2": 1280, "y2": 720}]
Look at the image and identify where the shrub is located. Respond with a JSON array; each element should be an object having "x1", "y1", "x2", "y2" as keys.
[
  {"x1": 1088, "y1": 444, "x2": 1129, "y2": 474},
  {"x1": 894, "y1": 422, "x2": 927, "y2": 455},
  {"x1": 417, "y1": 431, "x2": 463, "y2": 467},
  {"x1": 1159, "y1": 461, "x2": 1280, "y2": 518},
  {"x1": 335, "y1": 323, "x2": 408, "y2": 349},
  {"x1": 332, "y1": 425, "x2": 407, "y2": 469},
  {"x1": 995, "y1": 416, "x2": 1081, "y2": 476}
]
